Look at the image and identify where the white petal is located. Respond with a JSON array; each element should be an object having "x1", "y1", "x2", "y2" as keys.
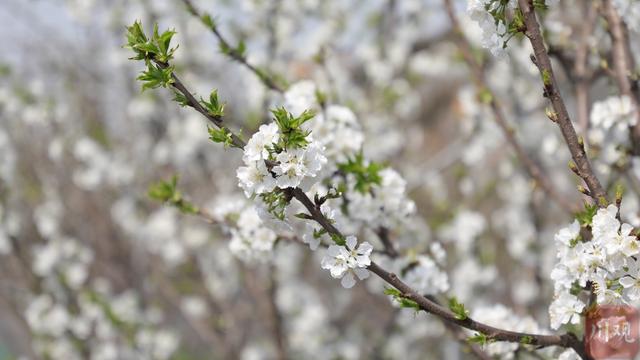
[
  {"x1": 326, "y1": 245, "x2": 342, "y2": 257},
  {"x1": 341, "y1": 272, "x2": 356, "y2": 288},
  {"x1": 346, "y1": 235, "x2": 357, "y2": 250},
  {"x1": 330, "y1": 266, "x2": 346, "y2": 278},
  {"x1": 357, "y1": 242, "x2": 373, "y2": 256},
  {"x1": 354, "y1": 268, "x2": 370, "y2": 280},
  {"x1": 619, "y1": 276, "x2": 636, "y2": 288}
]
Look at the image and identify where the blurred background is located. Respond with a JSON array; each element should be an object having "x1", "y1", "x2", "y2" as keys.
[{"x1": 0, "y1": 0, "x2": 634, "y2": 359}]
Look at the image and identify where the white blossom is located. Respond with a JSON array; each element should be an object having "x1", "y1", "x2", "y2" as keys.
[
  {"x1": 549, "y1": 292, "x2": 585, "y2": 330},
  {"x1": 404, "y1": 256, "x2": 449, "y2": 295},
  {"x1": 321, "y1": 235, "x2": 372, "y2": 288}
]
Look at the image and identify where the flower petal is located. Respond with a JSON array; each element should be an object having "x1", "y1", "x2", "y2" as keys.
[{"x1": 341, "y1": 272, "x2": 356, "y2": 288}]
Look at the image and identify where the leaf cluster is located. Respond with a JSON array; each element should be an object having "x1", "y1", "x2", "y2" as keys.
[
  {"x1": 337, "y1": 152, "x2": 383, "y2": 193},
  {"x1": 270, "y1": 107, "x2": 315, "y2": 150},
  {"x1": 200, "y1": 90, "x2": 225, "y2": 118},
  {"x1": 125, "y1": 21, "x2": 179, "y2": 91},
  {"x1": 148, "y1": 176, "x2": 199, "y2": 214},
  {"x1": 384, "y1": 288, "x2": 421, "y2": 310},
  {"x1": 260, "y1": 190, "x2": 290, "y2": 221},
  {"x1": 448, "y1": 297, "x2": 469, "y2": 321},
  {"x1": 126, "y1": 22, "x2": 178, "y2": 63},
  {"x1": 575, "y1": 203, "x2": 598, "y2": 227},
  {"x1": 208, "y1": 126, "x2": 236, "y2": 148}
]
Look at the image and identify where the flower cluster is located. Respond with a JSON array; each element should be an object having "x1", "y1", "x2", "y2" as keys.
[
  {"x1": 32, "y1": 236, "x2": 94, "y2": 289},
  {"x1": 214, "y1": 197, "x2": 278, "y2": 263},
  {"x1": 404, "y1": 256, "x2": 450, "y2": 296},
  {"x1": 342, "y1": 160, "x2": 416, "y2": 230},
  {"x1": 26, "y1": 285, "x2": 179, "y2": 360},
  {"x1": 549, "y1": 205, "x2": 640, "y2": 329},
  {"x1": 284, "y1": 81, "x2": 364, "y2": 168},
  {"x1": 321, "y1": 235, "x2": 372, "y2": 288},
  {"x1": 237, "y1": 117, "x2": 327, "y2": 198},
  {"x1": 467, "y1": 0, "x2": 514, "y2": 58},
  {"x1": 588, "y1": 96, "x2": 636, "y2": 172}
]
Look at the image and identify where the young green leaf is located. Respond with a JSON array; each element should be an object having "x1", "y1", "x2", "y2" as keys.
[
  {"x1": 208, "y1": 127, "x2": 234, "y2": 148},
  {"x1": 468, "y1": 332, "x2": 490, "y2": 345},
  {"x1": 448, "y1": 297, "x2": 469, "y2": 321},
  {"x1": 337, "y1": 152, "x2": 384, "y2": 193},
  {"x1": 201, "y1": 90, "x2": 225, "y2": 117},
  {"x1": 137, "y1": 63, "x2": 174, "y2": 91},
  {"x1": 576, "y1": 203, "x2": 598, "y2": 227}
]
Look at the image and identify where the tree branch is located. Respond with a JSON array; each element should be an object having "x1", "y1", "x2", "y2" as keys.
[
  {"x1": 517, "y1": 0, "x2": 608, "y2": 205},
  {"x1": 154, "y1": 61, "x2": 246, "y2": 149},
  {"x1": 180, "y1": 0, "x2": 285, "y2": 93},
  {"x1": 600, "y1": 0, "x2": 640, "y2": 155},
  {"x1": 443, "y1": 0, "x2": 577, "y2": 213},
  {"x1": 288, "y1": 189, "x2": 587, "y2": 357}
]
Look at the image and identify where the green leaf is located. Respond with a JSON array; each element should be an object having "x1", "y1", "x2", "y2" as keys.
[
  {"x1": 173, "y1": 92, "x2": 189, "y2": 107},
  {"x1": 520, "y1": 335, "x2": 533, "y2": 345},
  {"x1": 468, "y1": 332, "x2": 490, "y2": 345},
  {"x1": 219, "y1": 42, "x2": 231, "y2": 55},
  {"x1": 294, "y1": 213, "x2": 314, "y2": 220},
  {"x1": 202, "y1": 13, "x2": 216, "y2": 29},
  {"x1": 125, "y1": 21, "x2": 149, "y2": 60},
  {"x1": 132, "y1": 42, "x2": 159, "y2": 55},
  {"x1": 448, "y1": 297, "x2": 469, "y2": 321},
  {"x1": 330, "y1": 233, "x2": 346, "y2": 246},
  {"x1": 148, "y1": 176, "x2": 178, "y2": 203},
  {"x1": 383, "y1": 287, "x2": 402, "y2": 297},
  {"x1": 398, "y1": 298, "x2": 420, "y2": 309},
  {"x1": 337, "y1": 152, "x2": 384, "y2": 193},
  {"x1": 478, "y1": 88, "x2": 493, "y2": 104},
  {"x1": 383, "y1": 287, "x2": 420, "y2": 310},
  {"x1": 137, "y1": 63, "x2": 174, "y2": 91},
  {"x1": 208, "y1": 126, "x2": 234, "y2": 148},
  {"x1": 270, "y1": 107, "x2": 316, "y2": 149},
  {"x1": 313, "y1": 228, "x2": 327, "y2": 239},
  {"x1": 260, "y1": 190, "x2": 290, "y2": 221},
  {"x1": 148, "y1": 176, "x2": 199, "y2": 214},
  {"x1": 236, "y1": 39, "x2": 246, "y2": 58},
  {"x1": 201, "y1": 90, "x2": 225, "y2": 117},
  {"x1": 575, "y1": 203, "x2": 598, "y2": 226},
  {"x1": 541, "y1": 69, "x2": 552, "y2": 87},
  {"x1": 125, "y1": 21, "x2": 178, "y2": 62}
]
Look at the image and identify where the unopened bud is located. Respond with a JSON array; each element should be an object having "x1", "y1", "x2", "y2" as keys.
[
  {"x1": 545, "y1": 107, "x2": 558, "y2": 122},
  {"x1": 568, "y1": 161, "x2": 580, "y2": 176},
  {"x1": 577, "y1": 185, "x2": 590, "y2": 196}
]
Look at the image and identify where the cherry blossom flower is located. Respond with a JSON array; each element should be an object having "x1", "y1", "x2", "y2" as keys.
[{"x1": 321, "y1": 236, "x2": 372, "y2": 288}]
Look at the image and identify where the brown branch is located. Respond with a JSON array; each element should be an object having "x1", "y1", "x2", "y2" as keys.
[
  {"x1": 573, "y1": 2, "x2": 598, "y2": 135},
  {"x1": 376, "y1": 226, "x2": 399, "y2": 258},
  {"x1": 600, "y1": 0, "x2": 640, "y2": 155},
  {"x1": 155, "y1": 61, "x2": 246, "y2": 149},
  {"x1": 180, "y1": 0, "x2": 285, "y2": 93},
  {"x1": 288, "y1": 187, "x2": 587, "y2": 357},
  {"x1": 443, "y1": 0, "x2": 577, "y2": 213},
  {"x1": 369, "y1": 262, "x2": 588, "y2": 358},
  {"x1": 267, "y1": 268, "x2": 288, "y2": 360},
  {"x1": 517, "y1": 0, "x2": 608, "y2": 205}
]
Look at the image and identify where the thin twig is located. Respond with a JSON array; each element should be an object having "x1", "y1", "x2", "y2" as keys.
[
  {"x1": 180, "y1": 0, "x2": 285, "y2": 93},
  {"x1": 600, "y1": 0, "x2": 640, "y2": 155}
]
